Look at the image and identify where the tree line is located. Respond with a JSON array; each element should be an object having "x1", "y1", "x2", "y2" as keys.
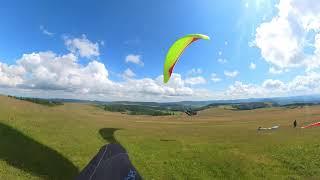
[
  {"x1": 101, "y1": 104, "x2": 174, "y2": 116},
  {"x1": 8, "y1": 95, "x2": 63, "y2": 106}
]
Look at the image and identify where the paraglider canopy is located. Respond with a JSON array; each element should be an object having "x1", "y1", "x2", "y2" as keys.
[
  {"x1": 301, "y1": 122, "x2": 320, "y2": 128},
  {"x1": 163, "y1": 34, "x2": 210, "y2": 83}
]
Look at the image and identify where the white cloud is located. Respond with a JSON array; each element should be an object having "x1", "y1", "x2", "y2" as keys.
[
  {"x1": 3, "y1": 48, "x2": 320, "y2": 101},
  {"x1": 225, "y1": 72, "x2": 320, "y2": 99},
  {"x1": 226, "y1": 81, "x2": 265, "y2": 99},
  {"x1": 262, "y1": 79, "x2": 285, "y2": 89},
  {"x1": 217, "y1": 58, "x2": 227, "y2": 64},
  {"x1": 0, "y1": 36, "x2": 214, "y2": 101},
  {"x1": 288, "y1": 72, "x2": 320, "y2": 92},
  {"x1": 225, "y1": 41, "x2": 228, "y2": 45},
  {"x1": 16, "y1": 52, "x2": 112, "y2": 92},
  {"x1": 0, "y1": 62, "x2": 25, "y2": 87},
  {"x1": 115, "y1": 73, "x2": 211, "y2": 101},
  {"x1": 269, "y1": 67, "x2": 284, "y2": 74},
  {"x1": 185, "y1": 76, "x2": 207, "y2": 85},
  {"x1": 248, "y1": 40, "x2": 255, "y2": 47},
  {"x1": 40, "y1": 25, "x2": 54, "y2": 36},
  {"x1": 122, "y1": 68, "x2": 136, "y2": 79},
  {"x1": 211, "y1": 73, "x2": 221, "y2": 82},
  {"x1": 225, "y1": 80, "x2": 283, "y2": 99},
  {"x1": 253, "y1": 0, "x2": 320, "y2": 71},
  {"x1": 249, "y1": 62, "x2": 256, "y2": 70},
  {"x1": 254, "y1": 16, "x2": 302, "y2": 69},
  {"x1": 125, "y1": 54, "x2": 144, "y2": 66},
  {"x1": 187, "y1": 68, "x2": 202, "y2": 76},
  {"x1": 224, "y1": 70, "x2": 239, "y2": 78},
  {"x1": 218, "y1": 51, "x2": 222, "y2": 56},
  {"x1": 64, "y1": 34, "x2": 99, "y2": 58},
  {"x1": 0, "y1": 51, "x2": 213, "y2": 101}
]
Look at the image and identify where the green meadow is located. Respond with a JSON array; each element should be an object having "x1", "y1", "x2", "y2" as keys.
[{"x1": 0, "y1": 95, "x2": 319, "y2": 179}]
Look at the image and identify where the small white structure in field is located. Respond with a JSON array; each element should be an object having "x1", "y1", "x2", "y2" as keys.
[{"x1": 257, "y1": 125, "x2": 279, "y2": 131}]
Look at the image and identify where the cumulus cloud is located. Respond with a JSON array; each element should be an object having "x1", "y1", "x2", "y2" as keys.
[
  {"x1": 64, "y1": 35, "x2": 99, "y2": 58},
  {"x1": 269, "y1": 67, "x2": 284, "y2": 74},
  {"x1": 16, "y1": 52, "x2": 112, "y2": 93},
  {"x1": 288, "y1": 72, "x2": 320, "y2": 92},
  {"x1": 0, "y1": 34, "x2": 207, "y2": 101},
  {"x1": 0, "y1": 62, "x2": 25, "y2": 87},
  {"x1": 122, "y1": 68, "x2": 136, "y2": 79},
  {"x1": 3, "y1": 47, "x2": 320, "y2": 101},
  {"x1": 249, "y1": 62, "x2": 256, "y2": 70},
  {"x1": 125, "y1": 54, "x2": 144, "y2": 66},
  {"x1": 185, "y1": 76, "x2": 207, "y2": 85},
  {"x1": 40, "y1": 25, "x2": 54, "y2": 36},
  {"x1": 262, "y1": 79, "x2": 285, "y2": 89},
  {"x1": 187, "y1": 68, "x2": 202, "y2": 76},
  {"x1": 225, "y1": 72, "x2": 320, "y2": 99},
  {"x1": 226, "y1": 81, "x2": 264, "y2": 99},
  {"x1": 253, "y1": 0, "x2": 320, "y2": 71},
  {"x1": 224, "y1": 70, "x2": 239, "y2": 78},
  {"x1": 115, "y1": 73, "x2": 215, "y2": 101},
  {"x1": 211, "y1": 73, "x2": 221, "y2": 82},
  {"x1": 0, "y1": 50, "x2": 212, "y2": 101}
]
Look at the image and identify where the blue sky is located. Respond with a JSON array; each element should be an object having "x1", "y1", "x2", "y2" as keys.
[{"x1": 0, "y1": 0, "x2": 320, "y2": 101}]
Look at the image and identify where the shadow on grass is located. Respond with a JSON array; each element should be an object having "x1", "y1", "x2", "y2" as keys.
[
  {"x1": 160, "y1": 139, "x2": 176, "y2": 142},
  {"x1": 99, "y1": 128, "x2": 121, "y2": 144},
  {"x1": 0, "y1": 122, "x2": 78, "y2": 179}
]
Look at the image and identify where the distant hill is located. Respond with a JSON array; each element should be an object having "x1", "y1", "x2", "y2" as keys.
[
  {"x1": 107, "y1": 95, "x2": 320, "y2": 107},
  {"x1": 98, "y1": 104, "x2": 175, "y2": 116},
  {"x1": 8, "y1": 96, "x2": 63, "y2": 107},
  {"x1": 280, "y1": 103, "x2": 318, "y2": 109},
  {"x1": 4, "y1": 94, "x2": 320, "y2": 112}
]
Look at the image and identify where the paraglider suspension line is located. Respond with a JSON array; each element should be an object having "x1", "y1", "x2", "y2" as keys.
[{"x1": 89, "y1": 145, "x2": 108, "y2": 180}]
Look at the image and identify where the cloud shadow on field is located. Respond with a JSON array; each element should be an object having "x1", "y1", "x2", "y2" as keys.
[
  {"x1": 0, "y1": 122, "x2": 79, "y2": 179},
  {"x1": 99, "y1": 128, "x2": 121, "y2": 144}
]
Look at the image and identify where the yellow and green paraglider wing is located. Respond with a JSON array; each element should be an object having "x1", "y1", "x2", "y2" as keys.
[{"x1": 163, "y1": 34, "x2": 210, "y2": 83}]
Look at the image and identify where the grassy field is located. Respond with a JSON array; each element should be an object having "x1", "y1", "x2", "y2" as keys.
[{"x1": 0, "y1": 95, "x2": 320, "y2": 179}]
